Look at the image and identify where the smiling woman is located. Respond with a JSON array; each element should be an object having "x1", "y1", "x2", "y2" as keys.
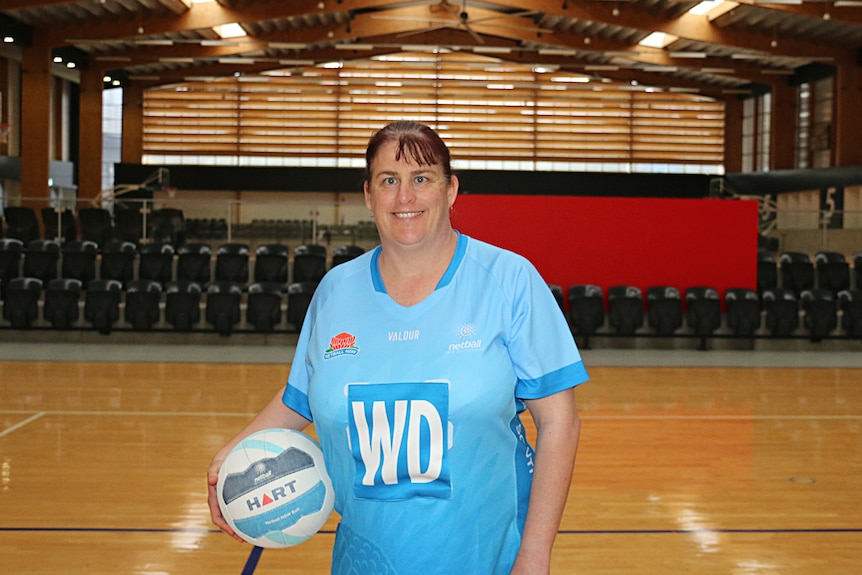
[{"x1": 206, "y1": 121, "x2": 589, "y2": 575}]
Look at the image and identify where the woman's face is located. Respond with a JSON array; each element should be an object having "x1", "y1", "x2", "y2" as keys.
[{"x1": 364, "y1": 140, "x2": 458, "y2": 250}]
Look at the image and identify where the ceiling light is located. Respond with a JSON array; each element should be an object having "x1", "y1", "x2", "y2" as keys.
[
  {"x1": 584, "y1": 65, "x2": 620, "y2": 71},
  {"x1": 213, "y1": 22, "x2": 247, "y2": 39},
  {"x1": 200, "y1": 39, "x2": 241, "y2": 46},
  {"x1": 688, "y1": 0, "x2": 724, "y2": 16},
  {"x1": 552, "y1": 76, "x2": 590, "y2": 83},
  {"x1": 538, "y1": 49, "x2": 578, "y2": 56},
  {"x1": 643, "y1": 65, "x2": 678, "y2": 72},
  {"x1": 3, "y1": 36, "x2": 15, "y2": 43},
  {"x1": 335, "y1": 43, "x2": 375, "y2": 50},
  {"x1": 473, "y1": 46, "x2": 512, "y2": 54},
  {"x1": 135, "y1": 39, "x2": 173, "y2": 46},
  {"x1": 669, "y1": 51, "x2": 707, "y2": 58},
  {"x1": 399, "y1": 44, "x2": 441, "y2": 52},
  {"x1": 219, "y1": 57, "x2": 255, "y2": 64},
  {"x1": 269, "y1": 42, "x2": 308, "y2": 50},
  {"x1": 700, "y1": 67, "x2": 735, "y2": 73},
  {"x1": 638, "y1": 32, "x2": 669, "y2": 49},
  {"x1": 276, "y1": 59, "x2": 316, "y2": 66}
]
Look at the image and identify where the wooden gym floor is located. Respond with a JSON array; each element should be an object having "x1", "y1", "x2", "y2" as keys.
[{"x1": 0, "y1": 343, "x2": 860, "y2": 574}]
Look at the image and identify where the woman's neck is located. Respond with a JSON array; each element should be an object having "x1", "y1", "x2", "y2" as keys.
[{"x1": 377, "y1": 229, "x2": 458, "y2": 306}]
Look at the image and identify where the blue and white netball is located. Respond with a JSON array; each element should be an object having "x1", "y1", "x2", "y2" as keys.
[{"x1": 217, "y1": 428, "x2": 335, "y2": 548}]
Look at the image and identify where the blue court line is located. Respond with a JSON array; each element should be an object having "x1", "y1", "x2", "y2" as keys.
[
  {"x1": 1, "y1": 527, "x2": 860, "y2": 535},
  {"x1": 559, "y1": 528, "x2": 862, "y2": 534}
]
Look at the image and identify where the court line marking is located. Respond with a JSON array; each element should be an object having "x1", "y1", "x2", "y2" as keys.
[
  {"x1": 0, "y1": 412, "x2": 46, "y2": 438},
  {"x1": 2, "y1": 410, "x2": 861, "y2": 421},
  {"x1": 0, "y1": 527, "x2": 860, "y2": 535}
]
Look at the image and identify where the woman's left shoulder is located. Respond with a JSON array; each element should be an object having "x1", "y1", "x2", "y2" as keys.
[{"x1": 462, "y1": 234, "x2": 536, "y2": 274}]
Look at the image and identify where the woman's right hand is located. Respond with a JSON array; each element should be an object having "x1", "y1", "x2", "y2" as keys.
[{"x1": 207, "y1": 456, "x2": 247, "y2": 544}]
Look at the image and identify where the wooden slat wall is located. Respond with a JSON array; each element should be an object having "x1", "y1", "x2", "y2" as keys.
[{"x1": 143, "y1": 53, "x2": 724, "y2": 167}]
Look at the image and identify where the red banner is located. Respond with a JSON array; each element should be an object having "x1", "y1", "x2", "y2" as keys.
[{"x1": 451, "y1": 195, "x2": 758, "y2": 306}]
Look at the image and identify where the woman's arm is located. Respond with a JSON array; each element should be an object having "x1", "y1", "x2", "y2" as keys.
[
  {"x1": 206, "y1": 386, "x2": 312, "y2": 542},
  {"x1": 512, "y1": 388, "x2": 581, "y2": 574}
]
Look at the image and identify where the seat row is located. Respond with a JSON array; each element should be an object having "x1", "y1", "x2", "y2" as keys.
[
  {"x1": 0, "y1": 239, "x2": 365, "y2": 291},
  {"x1": 559, "y1": 284, "x2": 862, "y2": 348},
  {"x1": 758, "y1": 250, "x2": 862, "y2": 297},
  {"x1": 2, "y1": 205, "x2": 380, "y2": 247},
  {"x1": 0, "y1": 277, "x2": 318, "y2": 336}
]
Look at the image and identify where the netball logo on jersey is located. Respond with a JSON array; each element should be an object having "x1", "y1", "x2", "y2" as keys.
[
  {"x1": 324, "y1": 332, "x2": 360, "y2": 359},
  {"x1": 447, "y1": 323, "x2": 482, "y2": 353}
]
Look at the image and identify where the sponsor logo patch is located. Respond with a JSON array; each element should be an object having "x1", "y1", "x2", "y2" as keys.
[{"x1": 325, "y1": 332, "x2": 360, "y2": 359}]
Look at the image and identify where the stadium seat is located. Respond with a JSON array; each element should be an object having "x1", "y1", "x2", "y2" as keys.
[
  {"x1": 215, "y1": 242, "x2": 250, "y2": 284},
  {"x1": 607, "y1": 285, "x2": 643, "y2": 335},
  {"x1": 125, "y1": 279, "x2": 163, "y2": 331},
  {"x1": 148, "y1": 207, "x2": 186, "y2": 245},
  {"x1": 138, "y1": 242, "x2": 175, "y2": 285},
  {"x1": 23, "y1": 239, "x2": 61, "y2": 284},
  {"x1": 0, "y1": 238, "x2": 23, "y2": 299},
  {"x1": 78, "y1": 207, "x2": 114, "y2": 247},
  {"x1": 205, "y1": 280, "x2": 243, "y2": 336},
  {"x1": 685, "y1": 287, "x2": 722, "y2": 348},
  {"x1": 293, "y1": 244, "x2": 327, "y2": 283},
  {"x1": 548, "y1": 284, "x2": 565, "y2": 313},
  {"x1": 800, "y1": 288, "x2": 838, "y2": 341},
  {"x1": 762, "y1": 288, "x2": 799, "y2": 337},
  {"x1": 3, "y1": 206, "x2": 40, "y2": 245},
  {"x1": 247, "y1": 282, "x2": 284, "y2": 333},
  {"x1": 165, "y1": 280, "x2": 202, "y2": 331},
  {"x1": 814, "y1": 251, "x2": 850, "y2": 296},
  {"x1": 567, "y1": 284, "x2": 605, "y2": 346},
  {"x1": 838, "y1": 289, "x2": 862, "y2": 338},
  {"x1": 725, "y1": 288, "x2": 761, "y2": 337},
  {"x1": 99, "y1": 240, "x2": 137, "y2": 286},
  {"x1": 646, "y1": 286, "x2": 683, "y2": 336},
  {"x1": 3, "y1": 277, "x2": 42, "y2": 328},
  {"x1": 41, "y1": 207, "x2": 76, "y2": 243},
  {"x1": 44, "y1": 277, "x2": 82, "y2": 329},
  {"x1": 779, "y1": 251, "x2": 815, "y2": 296},
  {"x1": 757, "y1": 250, "x2": 778, "y2": 294},
  {"x1": 331, "y1": 244, "x2": 365, "y2": 268},
  {"x1": 112, "y1": 205, "x2": 144, "y2": 245},
  {"x1": 176, "y1": 242, "x2": 212, "y2": 284},
  {"x1": 61, "y1": 240, "x2": 98, "y2": 287},
  {"x1": 84, "y1": 279, "x2": 123, "y2": 334},
  {"x1": 287, "y1": 281, "x2": 317, "y2": 331},
  {"x1": 253, "y1": 244, "x2": 290, "y2": 284}
]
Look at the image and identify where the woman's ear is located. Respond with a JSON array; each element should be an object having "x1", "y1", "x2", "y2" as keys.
[
  {"x1": 447, "y1": 174, "x2": 459, "y2": 208},
  {"x1": 363, "y1": 180, "x2": 373, "y2": 211}
]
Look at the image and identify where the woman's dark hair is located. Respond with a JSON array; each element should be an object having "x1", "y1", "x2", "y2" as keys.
[{"x1": 364, "y1": 121, "x2": 452, "y2": 183}]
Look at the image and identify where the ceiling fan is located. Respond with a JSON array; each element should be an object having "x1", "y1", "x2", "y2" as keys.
[{"x1": 373, "y1": 0, "x2": 549, "y2": 44}]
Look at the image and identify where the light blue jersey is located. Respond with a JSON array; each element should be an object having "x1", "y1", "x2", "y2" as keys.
[{"x1": 284, "y1": 232, "x2": 588, "y2": 575}]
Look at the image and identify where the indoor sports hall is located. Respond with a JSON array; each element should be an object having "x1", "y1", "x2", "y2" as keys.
[{"x1": 2, "y1": 1, "x2": 862, "y2": 574}]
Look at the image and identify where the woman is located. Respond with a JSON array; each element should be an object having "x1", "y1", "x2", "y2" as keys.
[{"x1": 208, "y1": 121, "x2": 588, "y2": 574}]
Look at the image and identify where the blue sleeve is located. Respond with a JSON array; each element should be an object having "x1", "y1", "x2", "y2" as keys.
[{"x1": 508, "y1": 260, "x2": 589, "y2": 400}]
